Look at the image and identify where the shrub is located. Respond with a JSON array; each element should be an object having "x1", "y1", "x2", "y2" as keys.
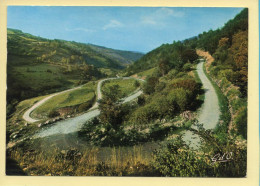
[
  {"x1": 137, "y1": 95, "x2": 145, "y2": 106},
  {"x1": 166, "y1": 69, "x2": 178, "y2": 79},
  {"x1": 131, "y1": 103, "x2": 158, "y2": 124},
  {"x1": 210, "y1": 66, "x2": 220, "y2": 77},
  {"x1": 183, "y1": 63, "x2": 192, "y2": 72},
  {"x1": 78, "y1": 101, "x2": 92, "y2": 112},
  {"x1": 153, "y1": 125, "x2": 247, "y2": 177},
  {"x1": 46, "y1": 69, "x2": 52, "y2": 73},
  {"x1": 155, "y1": 81, "x2": 166, "y2": 92},
  {"x1": 167, "y1": 88, "x2": 192, "y2": 112},
  {"x1": 142, "y1": 76, "x2": 159, "y2": 95},
  {"x1": 153, "y1": 136, "x2": 209, "y2": 177},
  {"x1": 171, "y1": 79, "x2": 201, "y2": 95},
  {"x1": 134, "y1": 80, "x2": 140, "y2": 87},
  {"x1": 48, "y1": 110, "x2": 60, "y2": 118},
  {"x1": 235, "y1": 106, "x2": 247, "y2": 139}
]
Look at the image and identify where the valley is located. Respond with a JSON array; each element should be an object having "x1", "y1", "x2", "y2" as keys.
[{"x1": 6, "y1": 8, "x2": 248, "y2": 177}]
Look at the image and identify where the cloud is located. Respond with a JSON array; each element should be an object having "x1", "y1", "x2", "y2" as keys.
[
  {"x1": 66, "y1": 27, "x2": 95, "y2": 32},
  {"x1": 141, "y1": 7, "x2": 185, "y2": 25},
  {"x1": 103, "y1": 20, "x2": 123, "y2": 30},
  {"x1": 157, "y1": 7, "x2": 185, "y2": 17},
  {"x1": 141, "y1": 17, "x2": 157, "y2": 25}
]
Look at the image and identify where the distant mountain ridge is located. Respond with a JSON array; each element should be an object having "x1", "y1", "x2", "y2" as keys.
[
  {"x1": 7, "y1": 28, "x2": 143, "y2": 69},
  {"x1": 88, "y1": 44, "x2": 143, "y2": 65}
]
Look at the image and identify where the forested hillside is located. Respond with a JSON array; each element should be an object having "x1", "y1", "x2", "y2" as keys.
[
  {"x1": 88, "y1": 44, "x2": 143, "y2": 65},
  {"x1": 126, "y1": 9, "x2": 248, "y2": 140},
  {"x1": 189, "y1": 9, "x2": 248, "y2": 139},
  {"x1": 125, "y1": 42, "x2": 198, "y2": 76},
  {"x1": 184, "y1": 8, "x2": 248, "y2": 55}
]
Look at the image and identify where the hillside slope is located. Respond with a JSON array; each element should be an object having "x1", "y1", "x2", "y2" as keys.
[
  {"x1": 88, "y1": 44, "x2": 143, "y2": 65},
  {"x1": 7, "y1": 29, "x2": 143, "y2": 115},
  {"x1": 126, "y1": 8, "x2": 248, "y2": 140},
  {"x1": 126, "y1": 9, "x2": 248, "y2": 77},
  {"x1": 7, "y1": 28, "x2": 143, "y2": 69}
]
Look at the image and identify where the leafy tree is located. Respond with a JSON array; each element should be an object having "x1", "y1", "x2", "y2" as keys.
[
  {"x1": 99, "y1": 85, "x2": 124, "y2": 129},
  {"x1": 143, "y1": 76, "x2": 159, "y2": 94},
  {"x1": 229, "y1": 30, "x2": 248, "y2": 97},
  {"x1": 81, "y1": 64, "x2": 103, "y2": 82},
  {"x1": 181, "y1": 49, "x2": 198, "y2": 63},
  {"x1": 158, "y1": 59, "x2": 171, "y2": 76}
]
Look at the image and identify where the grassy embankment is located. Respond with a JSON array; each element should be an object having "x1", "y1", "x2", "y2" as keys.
[
  {"x1": 7, "y1": 95, "x2": 50, "y2": 143},
  {"x1": 102, "y1": 78, "x2": 142, "y2": 99},
  {"x1": 136, "y1": 67, "x2": 157, "y2": 78},
  {"x1": 31, "y1": 81, "x2": 97, "y2": 119}
]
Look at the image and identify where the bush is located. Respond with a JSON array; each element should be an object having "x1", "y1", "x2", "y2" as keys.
[
  {"x1": 131, "y1": 103, "x2": 159, "y2": 124},
  {"x1": 134, "y1": 80, "x2": 140, "y2": 87},
  {"x1": 142, "y1": 76, "x2": 159, "y2": 95},
  {"x1": 137, "y1": 95, "x2": 145, "y2": 106},
  {"x1": 46, "y1": 69, "x2": 52, "y2": 73},
  {"x1": 153, "y1": 125, "x2": 247, "y2": 177},
  {"x1": 155, "y1": 81, "x2": 166, "y2": 92},
  {"x1": 171, "y1": 79, "x2": 201, "y2": 95},
  {"x1": 78, "y1": 101, "x2": 92, "y2": 112},
  {"x1": 79, "y1": 118, "x2": 147, "y2": 146},
  {"x1": 167, "y1": 88, "x2": 192, "y2": 112},
  {"x1": 183, "y1": 63, "x2": 192, "y2": 72},
  {"x1": 210, "y1": 66, "x2": 220, "y2": 77},
  {"x1": 166, "y1": 69, "x2": 178, "y2": 79},
  {"x1": 153, "y1": 136, "x2": 209, "y2": 177},
  {"x1": 235, "y1": 106, "x2": 247, "y2": 139},
  {"x1": 48, "y1": 110, "x2": 60, "y2": 118}
]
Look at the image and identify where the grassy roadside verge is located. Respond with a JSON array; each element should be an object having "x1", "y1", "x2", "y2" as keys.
[{"x1": 202, "y1": 61, "x2": 231, "y2": 141}]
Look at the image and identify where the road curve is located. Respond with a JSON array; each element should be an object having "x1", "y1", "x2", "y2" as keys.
[
  {"x1": 182, "y1": 59, "x2": 220, "y2": 148},
  {"x1": 23, "y1": 77, "x2": 143, "y2": 123},
  {"x1": 32, "y1": 77, "x2": 144, "y2": 138},
  {"x1": 23, "y1": 86, "x2": 82, "y2": 123},
  {"x1": 90, "y1": 77, "x2": 143, "y2": 110}
]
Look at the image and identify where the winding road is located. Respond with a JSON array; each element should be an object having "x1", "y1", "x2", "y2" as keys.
[
  {"x1": 23, "y1": 86, "x2": 83, "y2": 123},
  {"x1": 24, "y1": 59, "x2": 219, "y2": 145},
  {"x1": 29, "y1": 77, "x2": 143, "y2": 138},
  {"x1": 182, "y1": 59, "x2": 220, "y2": 148}
]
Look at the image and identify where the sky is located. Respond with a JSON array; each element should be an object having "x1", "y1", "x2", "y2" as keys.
[{"x1": 7, "y1": 6, "x2": 243, "y2": 53}]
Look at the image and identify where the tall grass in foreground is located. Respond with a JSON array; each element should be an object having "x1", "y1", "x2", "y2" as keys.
[{"x1": 8, "y1": 145, "x2": 153, "y2": 176}]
